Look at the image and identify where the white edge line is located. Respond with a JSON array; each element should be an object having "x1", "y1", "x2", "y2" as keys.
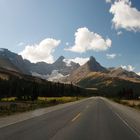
[
  {"x1": 108, "y1": 106, "x2": 140, "y2": 139},
  {"x1": 71, "y1": 113, "x2": 81, "y2": 122}
]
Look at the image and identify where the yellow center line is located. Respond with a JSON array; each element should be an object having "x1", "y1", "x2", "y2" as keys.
[{"x1": 71, "y1": 113, "x2": 81, "y2": 122}]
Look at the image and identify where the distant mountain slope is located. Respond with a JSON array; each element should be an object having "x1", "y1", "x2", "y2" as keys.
[
  {"x1": 0, "y1": 49, "x2": 80, "y2": 81},
  {"x1": 0, "y1": 49, "x2": 140, "y2": 95},
  {"x1": 29, "y1": 56, "x2": 80, "y2": 81},
  {"x1": 52, "y1": 56, "x2": 80, "y2": 75},
  {"x1": 0, "y1": 48, "x2": 30, "y2": 74},
  {"x1": 0, "y1": 56, "x2": 20, "y2": 72},
  {"x1": 67, "y1": 56, "x2": 107, "y2": 83},
  {"x1": 0, "y1": 48, "x2": 140, "y2": 96},
  {"x1": 78, "y1": 71, "x2": 140, "y2": 88},
  {"x1": 0, "y1": 67, "x2": 45, "y2": 83},
  {"x1": 108, "y1": 67, "x2": 140, "y2": 80},
  {"x1": 77, "y1": 71, "x2": 140, "y2": 97},
  {"x1": 0, "y1": 67, "x2": 86, "y2": 99},
  {"x1": 66, "y1": 56, "x2": 140, "y2": 97},
  {"x1": 67, "y1": 56, "x2": 140, "y2": 84}
]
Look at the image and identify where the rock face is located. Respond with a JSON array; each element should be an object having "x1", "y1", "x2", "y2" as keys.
[
  {"x1": 29, "y1": 56, "x2": 80, "y2": 81},
  {"x1": 86, "y1": 56, "x2": 106, "y2": 72},
  {"x1": 1, "y1": 48, "x2": 140, "y2": 97},
  {"x1": 66, "y1": 56, "x2": 140, "y2": 98},
  {"x1": 108, "y1": 67, "x2": 140, "y2": 80},
  {"x1": 67, "y1": 56, "x2": 107, "y2": 83},
  {"x1": 0, "y1": 49, "x2": 80, "y2": 80},
  {"x1": 0, "y1": 48, "x2": 29, "y2": 74},
  {"x1": 0, "y1": 56, "x2": 20, "y2": 72},
  {"x1": 0, "y1": 48, "x2": 140, "y2": 86},
  {"x1": 48, "y1": 56, "x2": 79, "y2": 76}
]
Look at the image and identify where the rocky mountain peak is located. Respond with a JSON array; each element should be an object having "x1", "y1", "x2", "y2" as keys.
[
  {"x1": 0, "y1": 48, "x2": 30, "y2": 74},
  {"x1": 89, "y1": 56, "x2": 96, "y2": 62},
  {"x1": 0, "y1": 48, "x2": 8, "y2": 52},
  {"x1": 0, "y1": 48, "x2": 17, "y2": 57},
  {"x1": 55, "y1": 56, "x2": 65, "y2": 62},
  {"x1": 86, "y1": 56, "x2": 106, "y2": 72}
]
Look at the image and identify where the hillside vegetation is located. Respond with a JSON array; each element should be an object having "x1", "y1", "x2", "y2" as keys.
[{"x1": 0, "y1": 68, "x2": 90, "y2": 101}]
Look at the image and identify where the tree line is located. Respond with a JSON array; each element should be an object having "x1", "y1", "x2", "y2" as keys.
[{"x1": 0, "y1": 76, "x2": 85, "y2": 101}]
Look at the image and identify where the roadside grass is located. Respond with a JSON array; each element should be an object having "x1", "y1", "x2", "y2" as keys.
[
  {"x1": 111, "y1": 98, "x2": 140, "y2": 110},
  {"x1": 1, "y1": 97, "x2": 16, "y2": 102},
  {"x1": 0, "y1": 96, "x2": 83, "y2": 116},
  {"x1": 38, "y1": 96, "x2": 80, "y2": 103}
]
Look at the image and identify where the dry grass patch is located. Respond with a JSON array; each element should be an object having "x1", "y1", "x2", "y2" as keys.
[{"x1": 0, "y1": 96, "x2": 82, "y2": 116}]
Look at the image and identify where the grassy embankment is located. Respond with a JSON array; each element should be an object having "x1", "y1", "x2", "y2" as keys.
[
  {"x1": 0, "y1": 96, "x2": 83, "y2": 116},
  {"x1": 112, "y1": 98, "x2": 140, "y2": 110}
]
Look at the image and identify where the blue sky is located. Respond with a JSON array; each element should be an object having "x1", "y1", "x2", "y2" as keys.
[{"x1": 0, "y1": 0, "x2": 140, "y2": 73}]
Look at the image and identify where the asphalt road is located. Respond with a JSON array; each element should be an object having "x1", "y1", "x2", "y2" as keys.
[{"x1": 0, "y1": 97, "x2": 140, "y2": 140}]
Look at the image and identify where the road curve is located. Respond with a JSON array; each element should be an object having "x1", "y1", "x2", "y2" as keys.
[{"x1": 0, "y1": 97, "x2": 140, "y2": 140}]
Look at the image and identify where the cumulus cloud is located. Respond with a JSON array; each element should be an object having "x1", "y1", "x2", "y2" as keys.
[
  {"x1": 110, "y1": 0, "x2": 140, "y2": 32},
  {"x1": 65, "y1": 27, "x2": 112, "y2": 53},
  {"x1": 70, "y1": 57, "x2": 89, "y2": 65},
  {"x1": 121, "y1": 65, "x2": 135, "y2": 71},
  {"x1": 106, "y1": 0, "x2": 112, "y2": 3},
  {"x1": 117, "y1": 31, "x2": 122, "y2": 35},
  {"x1": 17, "y1": 42, "x2": 25, "y2": 46},
  {"x1": 19, "y1": 38, "x2": 61, "y2": 63},
  {"x1": 63, "y1": 59, "x2": 72, "y2": 67},
  {"x1": 63, "y1": 57, "x2": 89, "y2": 66},
  {"x1": 106, "y1": 53, "x2": 117, "y2": 59}
]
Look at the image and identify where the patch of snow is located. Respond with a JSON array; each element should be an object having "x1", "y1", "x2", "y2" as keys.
[
  {"x1": 31, "y1": 70, "x2": 68, "y2": 82},
  {"x1": 47, "y1": 70, "x2": 67, "y2": 81},
  {"x1": 31, "y1": 72, "x2": 49, "y2": 80}
]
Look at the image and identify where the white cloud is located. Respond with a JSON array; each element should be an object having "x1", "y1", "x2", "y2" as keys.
[
  {"x1": 19, "y1": 38, "x2": 61, "y2": 63},
  {"x1": 137, "y1": 72, "x2": 140, "y2": 76},
  {"x1": 106, "y1": 0, "x2": 112, "y2": 3},
  {"x1": 106, "y1": 53, "x2": 117, "y2": 59},
  {"x1": 63, "y1": 59, "x2": 72, "y2": 67},
  {"x1": 110, "y1": 0, "x2": 140, "y2": 32},
  {"x1": 66, "y1": 42, "x2": 69, "y2": 46},
  {"x1": 117, "y1": 31, "x2": 122, "y2": 35},
  {"x1": 121, "y1": 65, "x2": 135, "y2": 71},
  {"x1": 65, "y1": 27, "x2": 112, "y2": 53},
  {"x1": 17, "y1": 42, "x2": 25, "y2": 46},
  {"x1": 63, "y1": 57, "x2": 89, "y2": 66},
  {"x1": 70, "y1": 57, "x2": 89, "y2": 65}
]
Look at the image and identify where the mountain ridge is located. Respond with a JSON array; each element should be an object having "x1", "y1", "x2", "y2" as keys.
[
  {"x1": 0, "y1": 49, "x2": 80, "y2": 81},
  {"x1": 0, "y1": 48, "x2": 140, "y2": 83},
  {"x1": 0, "y1": 48, "x2": 140, "y2": 97}
]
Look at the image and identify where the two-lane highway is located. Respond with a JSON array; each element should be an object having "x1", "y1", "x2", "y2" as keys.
[{"x1": 0, "y1": 97, "x2": 140, "y2": 140}]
